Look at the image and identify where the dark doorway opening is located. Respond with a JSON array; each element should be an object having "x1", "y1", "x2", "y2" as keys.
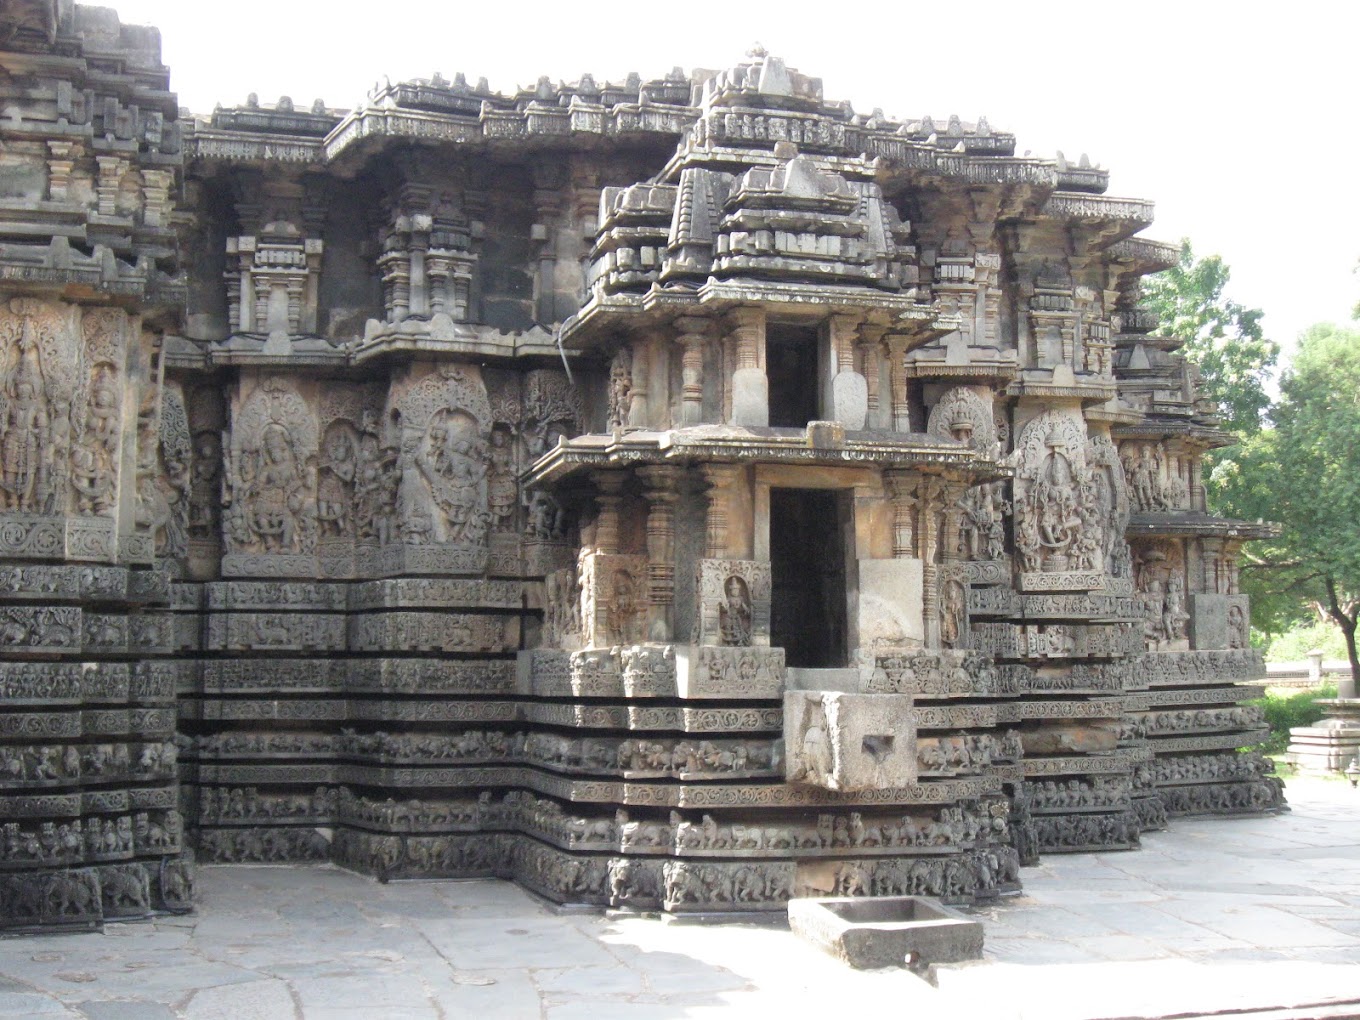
[
  {"x1": 766, "y1": 323, "x2": 819, "y2": 428},
  {"x1": 769, "y1": 488, "x2": 848, "y2": 668}
]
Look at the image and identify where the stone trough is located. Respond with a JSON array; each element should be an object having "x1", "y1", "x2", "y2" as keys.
[{"x1": 787, "y1": 895, "x2": 984, "y2": 971}]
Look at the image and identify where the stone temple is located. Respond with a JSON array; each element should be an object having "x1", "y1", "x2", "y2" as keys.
[{"x1": 0, "y1": 2, "x2": 1284, "y2": 931}]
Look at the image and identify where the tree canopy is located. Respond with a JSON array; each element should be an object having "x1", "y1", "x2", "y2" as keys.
[
  {"x1": 1142, "y1": 240, "x2": 1279, "y2": 437},
  {"x1": 1228, "y1": 323, "x2": 1360, "y2": 677}
]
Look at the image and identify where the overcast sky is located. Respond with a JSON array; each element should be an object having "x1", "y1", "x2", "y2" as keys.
[{"x1": 113, "y1": 0, "x2": 1358, "y2": 366}]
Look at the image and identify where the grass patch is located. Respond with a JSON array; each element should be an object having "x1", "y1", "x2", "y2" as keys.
[{"x1": 1246, "y1": 684, "x2": 1338, "y2": 755}]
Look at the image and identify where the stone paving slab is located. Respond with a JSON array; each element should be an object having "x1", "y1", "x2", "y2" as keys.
[{"x1": 0, "y1": 777, "x2": 1356, "y2": 1019}]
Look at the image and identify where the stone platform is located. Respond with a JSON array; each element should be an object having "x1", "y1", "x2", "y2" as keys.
[{"x1": 0, "y1": 777, "x2": 1354, "y2": 1020}]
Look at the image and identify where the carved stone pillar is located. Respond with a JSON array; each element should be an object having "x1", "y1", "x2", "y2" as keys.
[
  {"x1": 884, "y1": 469, "x2": 919, "y2": 559},
  {"x1": 627, "y1": 341, "x2": 649, "y2": 428},
  {"x1": 638, "y1": 465, "x2": 681, "y2": 640},
  {"x1": 857, "y1": 323, "x2": 887, "y2": 423},
  {"x1": 726, "y1": 307, "x2": 767, "y2": 426},
  {"x1": 407, "y1": 228, "x2": 429, "y2": 319},
  {"x1": 46, "y1": 140, "x2": 77, "y2": 202},
  {"x1": 592, "y1": 470, "x2": 626, "y2": 555},
  {"x1": 674, "y1": 316, "x2": 710, "y2": 426},
  {"x1": 920, "y1": 476, "x2": 948, "y2": 647},
  {"x1": 700, "y1": 463, "x2": 739, "y2": 559},
  {"x1": 885, "y1": 333, "x2": 912, "y2": 431},
  {"x1": 827, "y1": 313, "x2": 867, "y2": 429}
]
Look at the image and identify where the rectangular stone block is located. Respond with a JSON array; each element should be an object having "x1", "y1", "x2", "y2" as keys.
[
  {"x1": 789, "y1": 895, "x2": 984, "y2": 970},
  {"x1": 676, "y1": 645, "x2": 784, "y2": 699},
  {"x1": 784, "y1": 690, "x2": 916, "y2": 791},
  {"x1": 1190, "y1": 593, "x2": 1250, "y2": 651},
  {"x1": 580, "y1": 552, "x2": 648, "y2": 647},
  {"x1": 857, "y1": 557, "x2": 924, "y2": 649}
]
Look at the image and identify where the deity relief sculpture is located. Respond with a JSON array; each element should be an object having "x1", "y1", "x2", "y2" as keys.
[
  {"x1": 71, "y1": 366, "x2": 120, "y2": 516},
  {"x1": 352, "y1": 414, "x2": 396, "y2": 545},
  {"x1": 188, "y1": 431, "x2": 222, "y2": 539},
  {"x1": 607, "y1": 347, "x2": 631, "y2": 431},
  {"x1": 1122, "y1": 441, "x2": 1189, "y2": 513},
  {"x1": 718, "y1": 575, "x2": 753, "y2": 646},
  {"x1": 1014, "y1": 411, "x2": 1111, "y2": 575},
  {"x1": 137, "y1": 386, "x2": 192, "y2": 560},
  {"x1": 957, "y1": 482, "x2": 1008, "y2": 562},
  {"x1": 223, "y1": 378, "x2": 317, "y2": 558},
  {"x1": 316, "y1": 422, "x2": 358, "y2": 539},
  {"x1": 487, "y1": 427, "x2": 517, "y2": 533},
  {"x1": 414, "y1": 410, "x2": 488, "y2": 544},
  {"x1": 0, "y1": 341, "x2": 50, "y2": 513},
  {"x1": 940, "y1": 577, "x2": 967, "y2": 649},
  {"x1": 1133, "y1": 542, "x2": 1190, "y2": 648}
]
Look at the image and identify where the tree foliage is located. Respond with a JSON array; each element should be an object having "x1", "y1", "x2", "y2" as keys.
[
  {"x1": 1231, "y1": 323, "x2": 1360, "y2": 680},
  {"x1": 1142, "y1": 240, "x2": 1279, "y2": 437}
]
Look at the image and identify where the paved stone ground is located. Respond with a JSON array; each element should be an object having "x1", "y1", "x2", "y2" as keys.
[{"x1": 0, "y1": 776, "x2": 1356, "y2": 1020}]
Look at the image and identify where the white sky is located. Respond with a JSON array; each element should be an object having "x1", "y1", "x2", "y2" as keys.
[{"x1": 113, "y1": 0, "x2": 1359, "y2": 366}]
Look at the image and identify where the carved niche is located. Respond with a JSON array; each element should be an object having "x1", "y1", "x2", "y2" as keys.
[
  {"x1": 1132, "y1": 539, "x2": 1190, "y2": 650},
  {"x1": 1013, "y1": 409, "x2": 1105, "y2": 588},
  {"x1": 694, "y1": 559, "x2": 771, "y2": 647},
  {"x1": 136, "y1": 381, "x2": 191, "y2": 562},
  {"x1": 222, "y1": 377, "x2": 318, "y2": 571},
  {"x1": 1086, "y1": 430, "x2": 1132, "y2": 585},
  {"x1": 393, "y1": 364, "x2": 492, "y2": 554},
  {"x1": 1120, "y1": 440, "x2": 1190, "y2": 513},
  {"x1": 579, "y1": 551, "x2": 648, "y2": 648},
  {"x1": 928, "y1": 388, "x2": 1008, "y2": 564},
  {"x1": 521, "y1": 369, "x2": 581, "y2": 459}
]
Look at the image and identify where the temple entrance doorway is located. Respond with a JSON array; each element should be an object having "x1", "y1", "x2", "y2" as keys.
[{"x1": 769, "y1": 487, "x2": 848, "y2": 667}]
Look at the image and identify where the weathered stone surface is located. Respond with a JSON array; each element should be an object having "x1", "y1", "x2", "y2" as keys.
[
  {"x1": 0, "y1": 14, "x2": 1281, "y2": 929},
  {"x1": 788, "y1": 895, "x2": 984, "y2": 969},
  {"x1": 785, "y1": 692, "x2": 918, "y2": 792}
]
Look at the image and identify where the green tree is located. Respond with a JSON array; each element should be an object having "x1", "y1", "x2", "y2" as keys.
[
  {"x1": 1231, "y1": 323, "x2": 1360, "y2": 683},
  {"x1": 1142, "y1": 240, "x2": 1279, "y2": 437}
]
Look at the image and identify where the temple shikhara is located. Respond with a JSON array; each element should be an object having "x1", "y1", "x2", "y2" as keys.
[{"x1": 0, "y1": 1, "x2": 1283, "y2": 931}]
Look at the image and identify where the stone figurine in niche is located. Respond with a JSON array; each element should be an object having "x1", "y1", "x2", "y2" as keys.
[
  {"x1": 608, "y1": 567, "x2": 643, "y2": 645},
  {"x1": 353, "y1": 418, "x2": 394, "y2": 544},
  {"x1": 719, "y1": 574, "x2": 753, "y2": 646},
  {"x1": 487, "y1": 427, "x2": 517, "y2": 533},
  {"x1": 317, "y1": 424, "x2": 358, "y2": 539},
  {"x1": 188, "y1": 431, "x2": 222, "y2": 538},
  {"x1": 137, "y1": 388, "x2": 192, "y2": 559},
  {"x1": 607, "y1": 348, "x2": 631, "y2": 431},
  {"x1": 250, "y1": 424, "x2": 309, "y2": 552},
  {"x1": 1228, "y1": 603, "x2": 1248, "y2": 649},
  {"x1": 71, "y1": 366, "x2": 119, "y2": 516},
  {"x1": 527, "y1": 491, "x2": 566, "y2": 540},
  {"x1": 412, "y1": 409, "x2": 489, "y2": 545},
  {"x1": 0, "y1": 343, "x2": 49, "y2": 513},
  {"x1": 941, "y1": 578, "x2": 966, "y2": 649}
]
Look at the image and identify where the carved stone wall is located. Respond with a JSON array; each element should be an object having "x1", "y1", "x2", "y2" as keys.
[{"x1": 0, "y1": 13, "x2": 1280, "y2": 927}]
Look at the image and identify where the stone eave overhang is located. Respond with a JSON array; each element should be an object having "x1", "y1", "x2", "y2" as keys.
[
  {"x1": 1112, "y1": 419, "x2": 1234, "y2": 448},
  {"x1": 1126, "y1": 512, "x2": 1279, "y2": 540},
  {"x1": 186, "y1": 128, "x2": 327, "y2": 165},
  {"x1": 164, "y1": 322, "x2": 584, "y2": 370},
  {"x1": 904, "y1": 351, "x2": 1019, "y2": 385},
  {"x1": 1006, "y1": 374, "x2": 1119, "y2": 406},
  {"x1": 319, "y1": 102, "x2": 696, "y2": 171},
  {"x1": 523, "y1": 425, "x2": 1006, "y2": 489},
  {"x1": 560, "y1": 279, "x2": 949, "y2": 350},
  {"x1": 660, "y1": 140, "x2": 1108, "y2": 197},
  {"x1": 1105, "y1": 236, "x2": 1179, "y2": 275},
  {"x1": 1033, "y1": 193, "x2": 1156, "y2": 249},
  {"x1": 1114, "y1": 332, "x2": 1186, "y2": 357}
]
